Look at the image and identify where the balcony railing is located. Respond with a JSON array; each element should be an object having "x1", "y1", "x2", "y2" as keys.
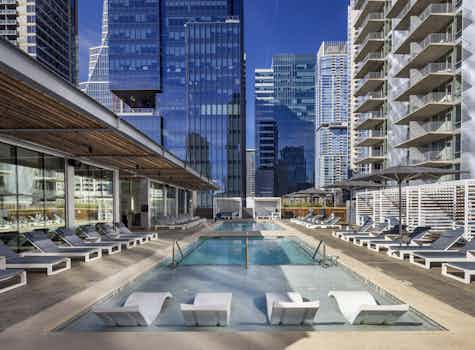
[
  {"x1": 409, "y1": 62, "x2": 454, "y2": 87},
  {"x1": 0, "y1": 9, "x2": 16, "y2": 15},
  {"x1": 409, "y1": 32, "x2": 454, "y2": 60},
  {"x1": 410, "y1": 3, "x2": 454, "y2": 33},
  {"x1": 356, "y1": 32, "x2": 384, "y2": 58},
  {"x1": 0, "y1": 0, "x2": 17, "y2": 4},
  {"x1": 409, "y1": 92, "x2": 456, "y2": 113},
  {"x1": 356, "y1": 12, "x2": 385, "y2": 34},
  {"x1": 413, "y1": 121, "x2": 452, "y2": 137},
  {"x1": 357, "y1": 71, "x2": 385, "y2": 88},
  {"x1": 410, "y1": 150, "x2": 454, "y2": 164},
  {"x1": 356, "y1": 91, "x2": 385, "y2": 105},
  {"x1": 358, "y1": 111, "x2": 385, "y2": 123}
]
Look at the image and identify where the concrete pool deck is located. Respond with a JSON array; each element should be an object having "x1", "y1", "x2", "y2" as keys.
[{"x1": 0, "y1": 220, "x2": 475, "y2": 349}]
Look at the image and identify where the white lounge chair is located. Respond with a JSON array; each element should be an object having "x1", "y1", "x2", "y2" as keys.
[
  {"x1": 0, "y1": 240, "x2": 70, "y2": 275},
  {"x1": 180, "y1": 292, "x2": 232, "y2": 326},
  {"x1": 115, "y1": 222, "x2": 158, "y2": 241},
  {"x1": 56, "y1": 228, "x2": 122, "y2": 255},
  {"x1": 0, "y1": 257, "x2": 27, "y2": 294},
  {"x1": 265, "y1": 292, "x2": 319, "y2": 325},
  {"x1": 442, "y1": 261, "x2": 475, "y2": 284},
  {"x1": 328, "y1": 291, "x2": 409, "y2": 325},
  {"x1": 93, "y1": 292, "x2": 172, "y2": 326}
]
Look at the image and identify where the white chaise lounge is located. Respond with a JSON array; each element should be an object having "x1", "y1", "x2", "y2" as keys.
[
  {"x1": 328, "y1": 291, "x2": 409, "y2": 325},
  {"x1": 265, "y1": 292, "x2": 320, "y2": 325},
  {"x1": 442, "y1": 261, "x2": 475, "y2": 284},
  {"x1": 0, "y1": 257, "x2": 26, "y2": 294},
  {"x1": 180, "y1": 292, "x2": 232, "y2": 326},
  {"x1": 93, "y1": 292, "x2": 172, "y2": 326}
]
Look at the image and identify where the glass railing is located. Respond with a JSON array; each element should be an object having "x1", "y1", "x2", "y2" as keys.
[
  {"x1": 358, "y1": 130, "x2": 385, "y2": 143},
  {"x1": 409, "y1": 62, "x2": 454, "y2": 86},
  {"x1": 409, "y1": 92, "x2": 455, "y2": 113},
  {"x1": 410, "y1": 150, "x2": 454, "y2": 164},
  {"x1": 357, "y1": 111, "x2": 386, "y2": 123},
  {"x1": 356, "y1": 32, "x2": 384, "y2": 57},
  {"x1": 357, "y1": 91, "x2": 385, "y2": 104},
  {"x1": 411, "y1": 3, "x2": 454, "y2": 32},
  {"x1": 357, "y1": 72, "x2": 385, "y2": 89},
  {"x1": 409, "y1": 33, "x2": 454, "y2": 60},
  {"x1": 355, "y1": 52, "x2": 385, "y2": 73},
  {"x1": 356, "y1": 12, "x2": 385, "y2": 33}
]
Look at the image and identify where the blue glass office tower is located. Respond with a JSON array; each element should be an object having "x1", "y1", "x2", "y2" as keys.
[
  {"x1": 106, "y1": 0, "x2": 245, "y2": 209},
  {"x1": 255, "y1": 55, "x2": 316, "y2": 196},
  {"x1": 315, "y1": 41, "x2": 350, "y2": 187}
]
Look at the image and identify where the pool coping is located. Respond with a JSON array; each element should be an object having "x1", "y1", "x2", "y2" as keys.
[{"x1": 1, "y1": 221, "x2": 475, "y2": 350}]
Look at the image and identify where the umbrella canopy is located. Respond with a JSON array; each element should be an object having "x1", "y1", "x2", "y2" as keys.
[
  {"x1": 283, "y1": 187, "x2": 330, "y2": 198},
  {"x1": 351, "y1": 166, "x2": 462, "y2": 236}
]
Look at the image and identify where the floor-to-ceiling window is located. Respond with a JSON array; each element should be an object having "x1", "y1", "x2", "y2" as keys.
[
  {"x1": 178, "y1": 189, "x2": 185, "y2": 215},
  {"x1": 74, "y1": 164, "x2": 113, "y2": 225},
  {"x1": 150, "y1": 181, "x2": 165, "y2": 225},
  {"x1": 166, "y1": 186, "x2": 176, "y2": 217},
  {"x1": 0, "y1": 142, "x2": 66, "y2": 250}
]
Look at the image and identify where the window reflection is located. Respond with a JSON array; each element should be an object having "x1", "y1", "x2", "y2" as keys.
[
  {"x1": 74, "y1": 165, "x2": 113, "y2": 225},
  {"x1": 150, "y1": 182, "x2": 164, "y2": 225},
  {"x1": 166, "y1": 186, "x2": 176, "y2": 217}
]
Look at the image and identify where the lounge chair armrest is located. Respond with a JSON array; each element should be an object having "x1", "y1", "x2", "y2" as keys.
[{"x1": 0, "y1": 256, "x2": 5, "y2": 270}]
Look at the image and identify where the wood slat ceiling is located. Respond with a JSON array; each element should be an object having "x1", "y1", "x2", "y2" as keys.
[{"x1": 0, "y1": 69, "x2": 215, "y2": 190}]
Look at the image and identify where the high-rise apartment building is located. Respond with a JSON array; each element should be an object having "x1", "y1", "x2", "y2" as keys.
[
  {"x1": 349, "y1": 0, "x2": 475, "y2": 178},
  {"x1": 255, "y1": 55, "x2": 316, "y2": 197},
  {"x1": 81, "y1": 0, "x2": 246, "y2": 209},
  {"x1": 246, "y1": 149, "x2": 256, "y2": 197},
  {"x1": 0, "y1": 0, "x2": 78, "y2": 84},
  {"x1": 315, "y1": 41, "x2": 350, "y2": 187}
]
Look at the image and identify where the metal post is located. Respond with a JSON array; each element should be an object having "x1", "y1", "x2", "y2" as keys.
[
  {"x1": 245, "y1": 237, "x2": 249, "y2": 269},
  {"x1": 398, "y1": 181, "x2": 403, "y2": 240}
]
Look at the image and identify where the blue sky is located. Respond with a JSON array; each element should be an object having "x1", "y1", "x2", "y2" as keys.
[{"x1": 78, "y1": 0, "x2": 349, "y2": 148}]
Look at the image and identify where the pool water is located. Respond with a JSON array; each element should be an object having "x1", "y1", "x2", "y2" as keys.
[
  {"x1": 180, "y1": 237, "x2": 315, "y2": 265},
  {"x1": 214, "y1": 221, "x2": 283, "y2": 232}
]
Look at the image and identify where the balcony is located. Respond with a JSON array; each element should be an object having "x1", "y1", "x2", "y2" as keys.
[
  {"x1": 355, "y1": 91, "x2": 386, "y2": 113},
  {"x1": 395, "y1": 121, "x2": 454, "y2": 148},
  {"x1": 395, "y1": 62, "x2": 455, "y2": 102},
  {"x1": 355, "y1": 149, "x2": 386, "y2": 165},
  {"x1": 355, "y1": 71, "x2": 385, "y2": 96},
  {"x1": 0, "y1": 9, "x2": 16, "y2": 15},
  {"x1": 0, "y1": 19, "x2": 16, "y2": 25},
  {"x1": 356, "y1": 130, "x2": 386, "y2": 147},
  {"x1": 354, "y1": 52, "x2": 385, "y2": 78},
  {"x1": 386, "y1": 0, "x2": 409, "y2": 18},
  {"x1": 396, "y1": 33, "x2": 456, "y2": 78},
  {"x1": 0, "y1": 30, "x2": 16, "y2": 36},
  {"x1": 355, "y1": 32, "x2": 385, "y2": 62},
  {"x1": 395, "y1": 92, "x2": 459, "y2": 125},
  {"x1": 393, "y1": 0, "x2": 441, "y2": 31},
  {"x1": 410, "y1": 150, "x2": 456, "y2": 167},
  {"x1": 394, "y1": 3, "x2": 455, "y2": 54},
  {"x1": 354, "y1": 0, "x2": 386, "y2": 27},
  {"x1": 354, "y1": 13, "x2": 385, "y2": 43},
  {"x1": 355, "y1": 111, "x2": 386, "y2": 130}
]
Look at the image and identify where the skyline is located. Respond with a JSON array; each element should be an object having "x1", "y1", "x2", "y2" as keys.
[{"x1": 78, "y1": 0, "x2": 349, "y2": 148}]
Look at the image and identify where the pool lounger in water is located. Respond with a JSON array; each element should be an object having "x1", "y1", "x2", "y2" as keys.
[
  {"x1": 180, "y1": 293, "x2": 232, "y2": 326},
  {"x1": 328, "y1": 291, "x2": 409, "y2": 325},
  {"x1": 93, "y1": 292, "x2": 173, "y2": 326},
  {"x1": 266, "y1": 292, "x2": 320, "y2": 325}
]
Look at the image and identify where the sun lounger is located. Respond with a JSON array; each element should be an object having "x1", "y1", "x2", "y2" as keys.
[
  {"x1": 337, "y1": 222, "x2": 388, "y2": 242},
  {"x1": 93, "y1": 292, "x2": 172, "y2": 326},
  {"x1": 352, "y1": 223, "x2": 403, "y2": 246},
  {"x1": 265, "y1": 292, "x2": 319, "y2": 325},
  {"x1": 307, "y1": 216, "x2": 342, "y2": 229},
  {"x1": 180, "y1": 292, "x2": 232, "y2": 326},
  {"x1": 79, "y1": 225, "x2": 137, "y2": 248},
  {"x1": 442, "y1": 261, "x2": 475, "y2": 284},
  {"x1": 115, "y1": 222, "x2": 158, "y2": 241},
  {"x1": 0, "y1": 257, "x2": 27, "y2": 294},
  {"x1": 328, "y1": 290, "x2": 409, "y2": 325},
  {"x1": 387, "y1": 227, "x2": 465, "y2": 260},
  {"x1": 367, "y1": 226, "x2": 431, "y2": 252},
  {"x1": 96, "y1": 223, "x2": 147, "y2": 244},
  {"x1": 56, "y1": 228, "x2": 121, "y2": 255},
  {"x1": 24, "y1": 231, "x2": 102, "y2": 262},
  {"x1": 0, "y1": 240, "x2": 70, "y2": 275},
  {"x1": 410, "y1": 239, "x2": 475, "y2": 269},
  {"x1": 333, "y1": 216, "x2": 373, "y2": 237}
]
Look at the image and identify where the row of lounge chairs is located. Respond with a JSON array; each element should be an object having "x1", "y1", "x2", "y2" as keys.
[
  {"x1": 93, "y1": 290, "x2": 408, "y2": 327},
  {"x1": 291, "y1": 213, "x2": 342, "y2": 229},
  {"x1": 333, "y1": 221, "x2": 475, "y2": 285},
  {"x1": 154, "y1": 215, "x2": 206, "y2": 230},
  {"x1": 0, "y1": 222, "x2": 157, "y2": 294}
]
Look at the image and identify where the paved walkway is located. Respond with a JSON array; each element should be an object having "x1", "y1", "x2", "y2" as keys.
[
  {"x1": 0, "y1": 228, "x2": 200, "y2": 332},
  {"x1": 285, "y1": 221, "x2": 475, "y2": 317}
]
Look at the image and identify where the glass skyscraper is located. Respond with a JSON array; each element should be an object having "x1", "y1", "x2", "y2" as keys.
[
  {"x1": 255, "y1": 55, "x2": 316, "y2": 196},
  {"x1": 0, "y1": 0, "x2": 78, "y2": 84},
  {"x1": 315, "y1": 41, "x2": 350, "y2": 187},
  {"x1": 96, "y1": 0, "x2": 245, "y2": 209}
]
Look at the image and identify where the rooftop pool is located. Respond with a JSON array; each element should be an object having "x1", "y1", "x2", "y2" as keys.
[
  {"x1": 59, "y1": 235, "x2": 442, "y2": 333},
  {"x1": 214, "y1": 221, "x2": 283, "y2": 232}
]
